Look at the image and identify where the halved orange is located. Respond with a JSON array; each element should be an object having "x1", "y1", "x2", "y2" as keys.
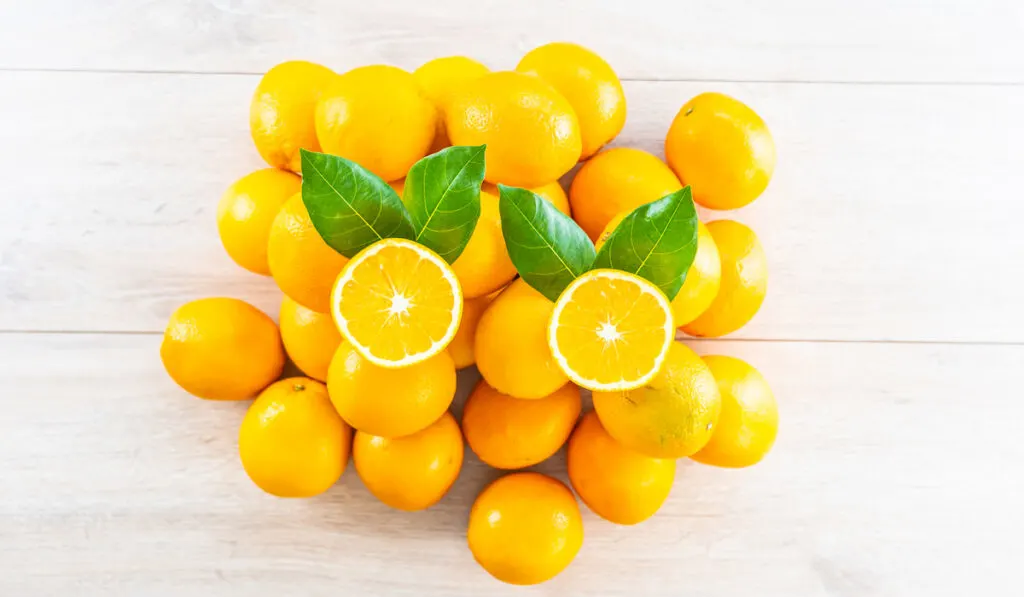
[
  {"x1": 548, "y1": 269, "x2": 674, "y2": 392},
  {"x1": 331, "y1": 238, "x2": 463, "y2": 368}
]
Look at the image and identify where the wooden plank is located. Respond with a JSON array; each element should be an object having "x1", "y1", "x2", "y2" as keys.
[
  {"x1": 2, "y1": 71, "x2": 1022, "y2": 342},
  {"x1": 0, "y1": 0, "x2": 1022, "y2": 83},
  {"x1": 0, "y1": 332, "x2": 1020, "y2": 595}
]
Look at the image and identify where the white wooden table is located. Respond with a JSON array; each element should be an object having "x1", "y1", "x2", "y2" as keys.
[{"x1": 2, "y1": 2, "x2": 1023, "y2": 595}]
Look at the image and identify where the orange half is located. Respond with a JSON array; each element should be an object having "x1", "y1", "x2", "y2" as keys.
[
  {"x1": 331, "y1": 238, "x2": 462, "y2": 368},
  {"x1": 548, "y1": 269, "x2": 674, "y2": 392}
]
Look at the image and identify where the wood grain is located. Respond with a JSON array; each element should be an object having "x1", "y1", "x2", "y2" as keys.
[
  {"x1": 1, "y1": 332, "x2": 1019, "y2": 596},
  {"x1": 2, "y1": 71, "x2": 1022, "y2": 341},
  {"x1": 1, "y1": 0, "x2": 1022, "y2": 83}
]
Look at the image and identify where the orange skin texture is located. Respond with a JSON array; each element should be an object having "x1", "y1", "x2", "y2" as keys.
[
  {"x1": 446, "y1": 71, "x2": 581, "y2": 187},
  {"x1": 474, "y1": 279, "x2": 569, "y2": 399},
  {"x1": 353, "y1": 412, "x2": 463, "y2": 511},
  {"x1": 413, "y1": 56, "x2": 490, "y2": 152},
  {"x1": 216, "y1": 168, "x2": 301, "y2": 275},
  {"x1": 448, "y1": 291, "x2": 499, "y2": 369},
  {"x1": 250, "y1": 60, "x2": 337, "y2": 173},
  {"x1": 160, "y1": 297, "x2": 284, "y2": 401},
  {"x1": 315, "y1": 65, "x2": 437, "y2": 182},
  {"x1": 267, "y1": 193, "x2": 349, "y2": 314},
  {"x1": 568, "y1": 412, "x2": 676, "y2": 525},
  {"x1": 569, "y1": 147, "x2": 682, "y2": 241},
  {"x1": 468, "y1": 472, "x2": 583, "y2": 585},
  {"x1": 239, "y1": 378, "x2": 352, "y2": 497},
  {"x1": 665, "y1": 92, "x2": 776, "y2": 210},
  {"x1": 462, "y1": 380, "x2": 581, "y2": 469},
  {"x1": 279, "y1": 295, "x2": 341, "y2": 382},
  {"x1": 516, "y1": 42, "x2": 626, "y2": 159},
  {"x1": 326, "y1": 341, "x2": 456, "y2": 438},
  {"x1": 682, "y1": 220, "x2": 767, "y2": 338},
  {"x1": 451, "y1": 187, "x2": 517, "y2": 298},
  {"x1": 692, "y1": 356, "x2": 778, "y2": 468},
  {"x1": 593, "y1": 341, "x2": 721, "y2": 458}
]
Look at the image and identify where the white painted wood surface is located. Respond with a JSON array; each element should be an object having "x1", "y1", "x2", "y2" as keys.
[{"x1": 1, "y1": 1, "x2": 1022, "y2": 595}]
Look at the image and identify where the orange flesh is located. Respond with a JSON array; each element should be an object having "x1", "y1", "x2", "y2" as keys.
[
  {"x1": 336, "y1": 245, "x2": 458, "y2": 362},
  {"x1": 553, "y1": 275, "x2": 669, "y2": 386}
]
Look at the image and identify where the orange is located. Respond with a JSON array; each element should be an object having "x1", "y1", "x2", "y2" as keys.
[
  {"x1": 446, "y1": 71, "x2": 581, "y2": 187},
  {"x1": 238, "y1": 378, "x2": 351, "y2": 497},
  {"x1": 598, "y1": 216, "x2": 721, "y2": 327},
  {"x1": 462, "y1": 380, "x2": 581, "y2": 470},
  {"x1": 449, "y1": 185, "x2": 517, "y2": 299},
  {"x1": 475, "y1": 280, "x2": 569, "y2": 399},
  {"x1": 665, "y1": 92, "x2": 776, "y2": 210},
  {"x1": 315, "y1": 65, "x2": 436, "y2": 182},
  {"x1": 692, "y1": 356, "x2": 778, "y2": 468},
  {"x1": 326, "y1": 341, "x2": 456, "y2": 438},
  {"x1": 548, "y1": 269, "x2": 674, "y2": 392},
  {"x1": 331, "y1": 238, "x2": 462, "y2": 368},
  {"x1": 567, "y1": 412, "x2": 675, "y2": 525},
  {"x1": 413, "y1": 56, "x2": 490, "y2": 152},
  {"x1": 682, "y1": 220, "x2": 767, "y2": 337},
  {"x1": 267, "y1": 193, "x2": 348, "y2": 313},
  {"x1": 516, "y1": 42, "x2": 626, "y2": 159},
  {"x1": 250, "y1": 60, "x2": 336, "y2": 173},
  {"x1": 353, "y1": 412, "x2": 463, "y2": 511},
  {"x1": 468, "y1": 472, "x2": 583, "y2": 585},
  {"x1": 569, "y1": 147, "x2": 682, "y2": 241},
  {"x1": 448, "y1": 291, "x2": 500, "y2": 369},
  {"x1": 160, "y1": 298, "x2": 284, "y2": 400},
  {"x1": 216, "y1": 168, "x2": 301, "y2": 275},
  {"x1": 279, "y1": 295, "x2": 341, "y2": 382},
  {"x1": 593, "y1": 341, "x2": 720, "y2": 458}
]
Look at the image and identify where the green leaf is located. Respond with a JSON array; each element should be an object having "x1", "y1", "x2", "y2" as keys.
[
  {"x1": 498, "y1": 184, "x2": 596, "y2": 302},
  {"x1": 403, "y1": 145, "x2": 486, "y2": 264},
  {"x1": 300, "y1": 149, "x2": 415, "y2": 258},
  {"x1": 593, "y1": 186, "x2": 699, "y2": 300}
]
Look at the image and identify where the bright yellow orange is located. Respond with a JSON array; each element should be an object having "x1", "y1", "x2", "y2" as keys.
[
  {"x1": 446, "y1": 71, "x2": 581, "y2": 187},
  {"x1": 217, "y1": 168, "x2": 301, "y2": 275},
  {"x1": 160, "y1": 298, "x2": 284, "y2": 400},
  {"x1": 593, "y1": 341, "x2": 721, "y2": 458},
  {"x1": 567, "y1": 411, "x2": 675, "y2": 525},
  {"x1": 413, "y1": 56, "x2": 490, "y2": 152},
  {"x1": 598, "y1": 216, "x2": 721, "y2": 327},
  {"x1": 516, "y1": 42, "x2": 626, "y2": 159},
  {"x1": 451, "y1": 187, "x2": 517, "y2": 298},
  {"x1": 665, "y1": 92, "x2": 776, "y2": 210},
  {"x1": 682, "y1": 220, "x2": 767, "y2": 337},
  {"x1": 326, "y1": 341, "x2": 456, "y2": 438},
  {"x1": 331, "y1": 238, "x2": 462, "y2": 368},
  {"x1": 353, "y1": 412, "x2": 463, "y2": 511},
  {"x1": 468, "y1": 472, "x2": 583, "y2": 585},
  {"x1": 548, "y1": 269, "x2": 675, "y2": 392},
  {"x1": 569, "y1": 147, "x2": 682, "y2": 241},
  {"x1": 475, "y1": 280, "x2": 569, "y2": 399},
  {"x1": 250, "y1": 60, "x2": 337, "y2": 173},
  {"x1": 239, "y1": 378, "x2": 351, "y2": 497},
  {"x1": 448, "y1": 291, "x2": 500, "y2": 369},
  {"x1": 462, "y1": 380, "x2": 581, "y2": 470},
  {"x1": 279, "y1": 295, "x2": 341, "y2": 382},
  {"x1": 692, "y1": 356, "x2": 778, "y2": 468},
  {"x1": 315, "y1": 65, "x2": 436, "y2": 182},
  {"x1": 267, "y1": 193, "x2": 348, "y2": 313}
]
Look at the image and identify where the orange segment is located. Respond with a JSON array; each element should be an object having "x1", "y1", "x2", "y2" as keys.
[
  {"x1": 548, "y1": 269, "x2": 674, "y2": 392},
  {"x1": 331, "y1": 238, "x2": 462, "y2": 368}
]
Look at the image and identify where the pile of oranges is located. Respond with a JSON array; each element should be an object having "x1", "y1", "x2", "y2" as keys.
[{"x1": 160, "y1": 42, "x2": 779, "y2": 586}]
